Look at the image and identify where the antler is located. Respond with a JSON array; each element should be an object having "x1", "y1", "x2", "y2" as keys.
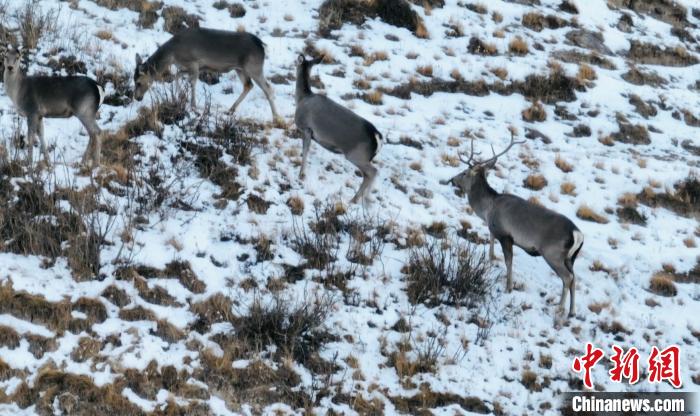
[
  {"x1": 458, "y1": 137, "x2": 480, "y2": 167},
  {"x1": 472, "y1": 130, "x2": 525, "y2": 168}
]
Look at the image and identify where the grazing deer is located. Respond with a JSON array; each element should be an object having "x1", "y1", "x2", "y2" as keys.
[
  {"x1": 2, "y1": 45, "x2": 104, "y2": 167},
  {"x1": 133, "y1": 28, "x2": 281, "y2": 122},
  {"x1": 294, "y1": 55, "x2": 382, "y2": 204},
  {"x1": 448, "y1": 134, "x2": 583, "y2": 318}
]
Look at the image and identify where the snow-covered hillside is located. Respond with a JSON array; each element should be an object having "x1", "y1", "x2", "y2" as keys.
[{"x1": 0, "y1": 0, "x2": 699, "y2": 414}]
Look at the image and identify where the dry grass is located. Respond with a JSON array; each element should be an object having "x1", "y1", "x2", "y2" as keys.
[
  {"x1": 508, "y1": 37, "x2": 529, "y2": 55},
  {"x1": 554, "y1": 155, "x2": 574, "y2": 172},
  {"x1": 287, "y1": 196, "x2": 305, "y2": 216},
  {"x1": 576, "y1": 205, "x2": 609, "y2": 224},
  {"x1": 523, "y1": 174, "x2": 548, "y2": 190},
  {"x1": 522, "y1": 101, "x2": 546, "y2": 122},
  {"x1": 363, "y1": 90, "x2": 384, "y2": 105},
  {"x1": 417, "y1": 65, "x2": 434, "y2": 77},
  {"x1": 468, "y1": 36, "x2": 498, "y2": 55},
  {"x1": 95, "y1": 30, "x2": 113, "y2": 40},
  {"x1": 490, "y1": 67, "x2": 508, "y2": 80},
  {"x1": 577, "y1": 63, "x2": 597, "y2": 83},
  {"x1": 364, "y1": 50, "x2": 389, "y2": 65},
  {"x1": 649, "y1": 273, "x2": 677, "y2": 297}
]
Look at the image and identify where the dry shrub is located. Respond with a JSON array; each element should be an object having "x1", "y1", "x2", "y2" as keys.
[
  {"x1": 522, "y1": 12, "x2": 568, "y2": 32},
  {"x1": 162, "y1": 6, "x2": 200, "y2": 34},
  {"x1": 508, "y1": 37, "x2": 529, "y2": 55},
  {"x1": 95, "y1": 67, "x2": 133, "y2": 106},
  {"x1": 194, "y1": 352, "x2": 311, "y2": 412},
  {"x1": 627, "y1": 41, "x2": 698, "y2": 67},
  {"x1": 466, "y1": 3, "x2": 487, "y2": 14},
  {"x1": 468, "y1": 36, "x2": 498, "y2": 55},
  {"x1": 576, "y1": 205, "x2": 609, "y2": 224},
  {"x1": 287, "y1": 196, "x2": 305, "y2": 215},
  {"x1": 612, "y1": 116, "x2": 650, "y2": 145},
  {"x1": 117, "y1": 260, "x2": 206, "y2": 293},
  {"x1": 638, "y1": 175, "x2": 700, "y2": 218},
  {"x1": 551, "y1": 50, "x2": 616, "y2": 70},
  {"x1": 21, "y1": 369, "x2": 142, "y2": 415},
  {"x1": 404, "y1": 235, "x2": 497, "y2": 307},
  {"x1": 559, "y1": 0, "x2": 578, "y2": 13},
  {"x1": 522, "y1": 101, "x2": 546, "y2": 122},
  {"x1": 389, "y1": 386, "x2": 489, "y2": 414},
  {"x1": 246, "y1": 193, "x2": 271, "y2": 214},
  {"x1": 363, "y1": 50, "x2": 388, "y2": 65},
  {"x1": 522, "y1": 173, "x2": 547, "y2": 191},
  {"x1": 15, "y1": 0, "x2": 58, "y2": 50},
  {"x1": 577, "y1": 64, "x2": 597, "y2": 82},
  {"x1": 555, "y1": 155, "x2": 573, "y2": 172},
  {"x1": 0, "y1": 325, "x2": 20, "y2": 348},
  {"x1": 629, "y1": 94, "x2": 657, "y2": 119},
  {"x1": 363, "y1": 89, "x2": 384, "y2": 105},
  {"x1": 621, "y1": 67, "x2": 667, "y2": 86},
  {"x1": 190, "y1": 293, "x2": 235, "y2": 331},
  {"x1": 490, "y1": 67, "x2": 508, "y2": 80},
  {"x1": 521, "y1": 370, "x2": 541, "y2": 392},
  {"x1": 233, "y1": 293, "x2": 334, "y2": 364},
  {"x1": 0, "y1": 282, "x2": 71, "y2": 332},
  {"x1": 70, "y1": 337, "x2": 101, "y2": 362},
  {"x1": 118, "y1": 305, "x2": 157, "y2": 321},
  {"x1": 318, "y1": 0, "x2": 426, "y2": 38},
  {"x1": 650, "y1": 273, "x2": 677, "y2": 296},
  {"x1": 417, "y1": 65, "x2": 434, "y2": 77},
  {"x1": 213, "y1": 1, "x2": 246, "y2": 17}
]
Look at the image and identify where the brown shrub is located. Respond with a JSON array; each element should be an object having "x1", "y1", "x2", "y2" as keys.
[
  {"x1": 318, "y1": 0, "x2": 425, "y2": 37},
  {"x1": 468, "y1": 36, "x2": 498, "y2": 55},
  {"x1": 508, "y1": 37, "x2": 529, "y2": 55},
  {"x1": 522, "y1": 101, "x2": 547, "y2": 122},
  {"x1": 649, "y1": 273, "x2": 677, "y2": 297},
  {"x1": 0, "y1": 282, "x2": 71, "y2": 332},
  {"x1": 638, "y1": 175, "x2": 700, "y2": 218},
  {"x1": 523, "y1": 173, "x2": 548, "y2": 190},
  {"x1": 555, "y1": 155, "x2": 573, "y2": 172},
  {"x1": 287, "y1": 196, "x2": 305, "y2": 215},
  {"x1": 417, "y1": 65, "x2": 434, "y2": 77},
  {"x1": 162, "y1": 6, "x2": 200, "y2": 34},
  {"x1": 627, "y1": 41, "x2": 698, "y2": 67},
  {"x1": 576, "y1": 205, "x2": 609, "y2": 224},
  {"x1": 522, "y1": 12, "x2": 568, "y2": 32}
]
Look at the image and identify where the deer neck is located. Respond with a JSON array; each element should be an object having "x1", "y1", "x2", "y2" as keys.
[
  {"x1": 3, "y1": 67, "x2": 24, "y2": 106},
  {"x1": 295, "y1": 65, "x2": 312, "y2": 103},
  {"x1": 467, "y1": 171, "x2": 500, "y2": 222},
  {"x1": 146, "y1": 46, "x2": 174, "y2": 79}
]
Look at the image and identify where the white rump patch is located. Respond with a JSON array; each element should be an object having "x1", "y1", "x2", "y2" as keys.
[
  {"x1": 97, "y1": 84, "x2": 105, "y2": 107},
  {"x1": 568, "y1": 230, "x2": 584, "y2": 259}
]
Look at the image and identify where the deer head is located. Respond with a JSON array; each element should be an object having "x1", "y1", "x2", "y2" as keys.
[{"x1": 448, "y1": 130, "x2": 525, "y2": 193}]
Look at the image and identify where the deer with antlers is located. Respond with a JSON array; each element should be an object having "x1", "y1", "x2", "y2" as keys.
[{"x1": 448, "y1": 132, "x2": 583, "y2": 319}]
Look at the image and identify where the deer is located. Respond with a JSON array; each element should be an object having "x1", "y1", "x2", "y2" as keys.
[
  {"x1": 2, "y1": 45, "x2": 104, "y2": 168},
  {"x1": 447, "y1": 133, "x2": 584, "y2": 319},
  {"x1": 294, "y1": 55, "x2": 382, "y2": 204},
  {"x1": 133, "y1": 28, "x2": 281, "y2": 123}
]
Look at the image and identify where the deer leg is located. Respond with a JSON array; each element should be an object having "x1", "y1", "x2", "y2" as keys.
[
  {"x1": 78, "y1": 114, "x2": 102, "y2": 168},
  {"x1": 299, "y1": 128, "x2": 313, "y2": 180},
  {"x1": 26, "y1": 116, "x2": 39, "y2": 166},
  {"x1": 499, "y1": 237, "x2": 514, "y2": 292},
  {"x1": 37, "y1": 117, "x2": 50, "y2": 164},
  {"x1": 228, "y1": 70, "x2": 253, "y2": 114},
  {"x1": 545, "y1": 256, "x2": 574, "y2": 317},
  {"x1": 188, "y1": 67, "x2": 199, "y2": 109},
  {"x1": 489, "y1": 234, "x2": 498, "y2": 261},
  {"x1": 350, "y1": 163, "x2": 377, "y2": 205},
  {"x1": 569, "y1": 274, "x2": 576, "y2": 317},
  {"x1": 251, "y1": 73, "x2": 281, "y2": 123}
]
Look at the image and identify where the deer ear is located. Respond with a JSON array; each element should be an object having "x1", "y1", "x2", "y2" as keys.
[
  {"x1": 312, "y1": 55, "x2": 324, "y2": 65},
  {"x1": 297, "y1": 54, "x2": 305, "y2": 65},
  {"x1": 135, "y1": 53, "x2": 142, "y2": 66}
]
